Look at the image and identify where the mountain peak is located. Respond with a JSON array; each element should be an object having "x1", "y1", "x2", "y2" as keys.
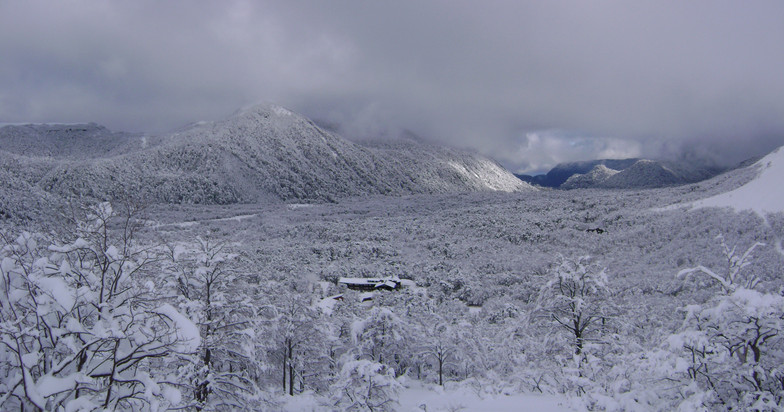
[{"x1": 231, "y1": 103, "x2": 298, "y2": 120}]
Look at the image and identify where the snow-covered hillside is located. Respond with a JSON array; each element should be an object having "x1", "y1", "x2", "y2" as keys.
[
  {"x1": 0, "y1": 123, "x2": 148, "y2": 159},
  {"x1": 692, "y1": 145, "x2": 784, "y2": 214},
  {"x1": 0, "y1": 104, "x2": 531, "y2": 205}
]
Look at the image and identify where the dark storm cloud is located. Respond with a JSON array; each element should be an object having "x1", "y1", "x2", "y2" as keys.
[{"x1": 1, "y1": 1, "x2": 783, "y2": 172}]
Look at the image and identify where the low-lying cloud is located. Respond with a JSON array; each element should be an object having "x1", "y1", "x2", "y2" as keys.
[
  {"x1": 512, "y1": 132, "x2": 644, "y2": 174},
  {"x1": 1, "y1": 1, "x2": 783, "y2": 173}
]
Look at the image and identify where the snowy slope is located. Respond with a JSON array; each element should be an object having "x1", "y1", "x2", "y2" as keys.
[
  {"x1": 362, "y1": 134, "x2": 527, "y2": 193},
  {"x1": 692, "y1": 146, "x2": 784, "y2": 214},
  {"x1": 0, "y1": 104, "x2": 531, "y2": 205},
  {"x1": 0, "y1": 151, "x2": 69, "y2": 223}
]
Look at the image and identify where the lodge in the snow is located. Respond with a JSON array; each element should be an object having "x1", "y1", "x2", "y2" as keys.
[{"x1": 338, "y1": 276, "x2": 415, "y2": 291}]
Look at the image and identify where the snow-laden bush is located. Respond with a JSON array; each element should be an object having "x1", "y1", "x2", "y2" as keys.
[{"x1": 664, "y1": 238, "x2": 784, "y2": 410}]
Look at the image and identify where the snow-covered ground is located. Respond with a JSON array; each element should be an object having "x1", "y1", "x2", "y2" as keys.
[
  {"x1": 278, "y1": 382, "x2": 580, "y2": 412},
  {"x1": 397, "y1": 382, "x2": 580, "y2": 412}
]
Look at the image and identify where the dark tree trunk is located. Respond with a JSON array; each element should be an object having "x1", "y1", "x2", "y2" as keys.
[
  {"x1": 289, "y1": 363, "x2": 294, "y2": 396},
  {"x1": 574, "y1": 320, "x2": 583, "y2": 355},
  {"x1": 438, "y1": 355, "x2": 443, "y2": 386},
  {"x1": 282, "y1": 352, "x2": 286, "y2": 393},
  {"x1": 284, "y1": 339, "x2": 294, "y2": 396}
]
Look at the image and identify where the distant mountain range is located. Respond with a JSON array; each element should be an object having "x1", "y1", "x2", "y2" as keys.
[
  {"x1": 516, "y1": 158, "x2": 726, "y2": 189},
  {"x1": 0, "y1": 104, "x2": 531, "y2": 215}
]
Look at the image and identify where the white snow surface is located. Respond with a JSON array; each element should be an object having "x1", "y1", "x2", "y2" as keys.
[
  {"x1": 36, "y1": 373, "x2": 79, "y2": 397},
  {"x1": 155, "y1": 303, "x2": 201, "y2": 352},
  {"x1": 315, "y1": 294, "x2": 341, "y2": 315},
  {"x1": 277, "y1": 382, "x2": 579, "y2": 411},
  {"x1": 398, "y1": 382, "x2": 580, "y2": 412},
  {"x1": 692, "y1": 146, "x2": 784, "y2": 214},
  {"x1": 34, "y1": 274, "x2": 75, "y2": 312}
]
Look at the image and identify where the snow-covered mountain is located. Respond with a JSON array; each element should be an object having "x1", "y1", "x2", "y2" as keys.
[
  {"x1": 516, "y1": 159, "x2": 639, "y2": 187},
  {"x1": 598, "y1": 159, "x2": 683, "y2": 188},
  {"x1": 560, "y1": 164, "x2": 620, "y2": 189},
  {"x1": 0, "y1": 104, "x2": 531, "y2": 206},
  {"x1": 520, "y1": 158, "x2": 724, "y2": 189}
]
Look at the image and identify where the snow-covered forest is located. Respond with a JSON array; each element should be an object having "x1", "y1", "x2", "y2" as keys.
[{"x1": 2, "y1": 146, "x2": 784, "y2": 411}]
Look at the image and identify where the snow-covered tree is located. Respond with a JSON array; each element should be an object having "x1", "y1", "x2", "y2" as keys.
[
  {"x1": 165, "y1": 237, "x2": 261, "y2": 408},
  {"x1": 678, "y1": 234, "x2": 765, "y2": 293},
  {"x1": 0, "y1": 202, "x2": 199, "y2": 410},
  {"x1": 418, "y1": 320, "x2": 459, "y2": 386},
  {"x1": 353, "y1": 306, "x2": 410, "y2": 374},
  {"x1": 253, "y1": 286, "x2": 328, "y2": 397},
  {"x1": 534, "y1": 255, "x2": 612, "y2": 356},
  {"x1": 330, "y1": 358, "x2": 401, "y2": 412}
]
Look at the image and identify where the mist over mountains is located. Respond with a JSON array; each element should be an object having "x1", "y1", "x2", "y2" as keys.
[{"x1": 1, "y1": 102, "x2": 772, "y2": 226}]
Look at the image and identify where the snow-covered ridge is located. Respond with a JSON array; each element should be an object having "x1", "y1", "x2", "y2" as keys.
[
  {"x1": 558, "y1": 158, "x2": 722, "y2": 190},
  {"x1": 599, "y1": 159, "x2": 682, "y2": 188},
  {"x1": 0, "y1": 123, "x2": 147, "y2": 159}
]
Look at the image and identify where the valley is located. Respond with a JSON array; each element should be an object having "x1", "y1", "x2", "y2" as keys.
[
  {"x1": 2, "y1": 110, "x2": 783, "y2": 411},
  {"x1": 3, "y1": 2, "x2": 783, "y2": 409}
]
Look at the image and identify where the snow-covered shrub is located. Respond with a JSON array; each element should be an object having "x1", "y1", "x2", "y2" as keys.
[
  {"x1": 330, "y1": 358, "x2": 401, "y2": 411},
  {"x1": 664, "y1": 288, "x2": 784, "y2": 410},
  {"x1": 665, "y1": 239, "x2": 784, "y2": 410}
]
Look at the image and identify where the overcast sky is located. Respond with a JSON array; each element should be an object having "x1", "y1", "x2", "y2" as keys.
[{"x1": 1, "y1": 1, "x2": 783, "y2": 173}]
